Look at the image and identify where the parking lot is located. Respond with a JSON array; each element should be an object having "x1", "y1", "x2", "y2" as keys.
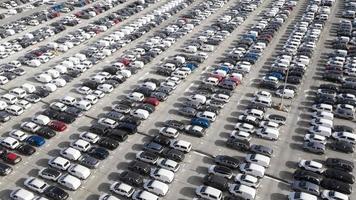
[{"x1": 0, "y1": 0, "x2": 355, "y2": 199}]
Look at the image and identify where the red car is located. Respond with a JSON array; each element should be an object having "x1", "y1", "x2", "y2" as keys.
[
  {"x1": 2, "y1": 152, "x2": 22, "y2": 165},
  {"x1": 211, "y1": 74, "x2": 224, "y2": 82},
  {"x1": 48, "y1": 120, "x2": 67, "y2": 132},
  {"x1": 144, "y1": 97, "x2": 160, "y2": 107}
]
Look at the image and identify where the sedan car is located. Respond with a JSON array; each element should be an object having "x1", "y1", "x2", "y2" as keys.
[
  {"x1": 214, "y1": 155, "x2": 240, "y2": 169},
  {"x1": 291, "y1": 180, "x2": 320, "y2": 196},
  {"x1": 303, "y1": 141, "x2": 325, "y2": 154}
]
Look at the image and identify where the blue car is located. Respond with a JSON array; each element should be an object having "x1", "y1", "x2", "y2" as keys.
[
  {"x1": 26, "y1": 135, "x2": 45, "y2": 147},
  {"x1": 191, "y1": 118, "x2": 210, "y2": 128},
  {"x1": 267, "y1": 72, "x2": 284, "y2": 80},
  {"x1": 218, "y1": 66, "x2": 231, "y2": 73},
  {"x1": 186, "y1": 63, "x2": 198, "y2": 71}
]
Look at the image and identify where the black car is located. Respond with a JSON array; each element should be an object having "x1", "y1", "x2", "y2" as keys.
[
  {"x1": 152, "y1": 135, "x2": 171, "y2": 146},
  {"x1": 164, "y1": 120, "x2": 185, "y2": 131},
  {"x1": 116, "y1": 122, "x2": 137, "y2": 134},
  {"x1": 54, "y1": 113, "x2": 76, "y2": 124},
  {"x1": 324, "y1": 168, "x2": 354, "y2": 184},
  {"x1": 105, "y1": 111, "x2": 125, "y2": 121},
  {"x1": 24, "y1": 94, "x2": 41, "y2": 103},
  {"x1": 64, "y1": 107, "x2": 83, "y2": 117},
  {"x1": 16, "y1": 144, "x2": 36, "y2": 156},
  {"x1": 42, "y1": 109, "x2": 60, "y2": 119},
  {"x1": 128, "y1": 160, "x2": 151, "y2": 176},
  {"x1": 293, "y1": 169, "x2": 322, "y2": 185},
  {"x1": 97, "y1": 137, "x2": 119, "y2": 150},
  {"x1": 136, "y1": 103, "x2": 155, "y2": 113},
  {"x1": 0, "y1": 111, "x2": 11, "y2": 122},
  {"x1": 329, "y1": 141, "x2": 354, "y2": 153},
  {"x1": 143, "y1": 142, "x2": 164, "y2": 154},
  {"x1": 214, "y1": 155, "x2": 240, "y2": 169},
  {"x1": 44, "y1": 186, "x2": 69, "y2": 200},
  {"x1": 164, "y1": 148, "x2": 185, "y2": 162},
  {"x1": 34, "y1": 87, "x2": 50, "y2": 97},
  {"x1": 119, "y1": 171, "x2": 144, "y2": 187},
  {"x1": 82, "y1": 80, "x2": 99, "y2": 90},
  {"x1": 87, "y1": 147, "x2": 109, "y2": 160},
  {"x1": 0, "y1": 162, "x2": 12, "y2": 176},
  {"x1": 321, "y1": 178, "x2": 352, "y2": 194},
  {"x1": 203, "y1": 174, "x2": 229, "y2": 191},
  {"x1": 36, "y1": 127, "x2": 56, "y2": 139},
  {"x1": 39, "y1": 167, "x2": 62, "y2": 181},
  {"x1": 121, "y1": 116, "x2": 141, "y2": 126},
  {"x1": 107, "y1": 129, "x2": 128, "y2": 142},
  {"x1": 249, "y1": 144, "x2": 273, "y2": 157},
  {"x1": 226, "y1": 138, "x2": 250, "y2": 151},
  {"x1": 90, "y1": 124, "x2": 112, "y2": 136},
  {"x1": 333, "y1": 125, "x2": 354, "y2": 133},
  {"x1": 326, "y1": 158, "x2": 354, "y2": 172},
  {"x1": 209, "y1": 165, "x2": 233, "y2": 179}
]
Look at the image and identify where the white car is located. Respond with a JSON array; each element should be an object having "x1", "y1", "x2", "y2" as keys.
[
  {"x1": 143, "y1": 180, "x2": 169, "y2": 196},
  {"x1": 131, "y1": 109, "x2": 150, "y2": 120},
  {"x1": 169, "y1": 139, "x2": 192, "y2": 153},
  {"x1": 234, "y1": 173, "x2": 260, "y2": 188},
  {"x1": 110, "y1": 182, "x2": 135, "y2": 197},
  {"x1": 24, "y1": 177, "x2": 49, "y2": 193},
  {"x1": 254, "y1": 90, "x2": 272, "y2": 99},
  {"x1": 48, "y1": 157, "x2": 71, "y2": 171},
  {"x1": 159, "y1": 127, "x2": 179, "y2": 138},
  {"x1": 60, "y1": 147, "x2": 82, "y2": 161},
  {"x1": 57, "y1": 174, "x2": 81, "y2": 190},
  {"x1": 98, "y1": 84, "x2": 114, "y2": 93},
  {"x1": 9, "y1": 129, "x2": 28, "y2": 141},
  {"x1": 321, "y1": 190, "x2": 349, "y2": 200},
  {"x1": 70, "y1": 139, "x2": 91, "y2": 152},
  {"x1": 288, "y1": 192, "x2": 317, "y2": 200},
  {"x1": 298, "y1": 160, "x2": 324, "y2": 174},
  {"x1": 49, "y1": 102, "x2": 67, "y2": 112},
  {"x1": 156, "y1": 158, "x2": 180, "y2": 172},
  {"x1": 98, "y1": 193, "x2": 121, "y2": 200},
  {"x1": 1, "y1": 137, "x2": 20, "y2": 149},
  {"x1": 230, "y1": 130, "x2": 251, "y2": 141},
  {"x1": 15, "y1": 100, "x2": 32, "y2": 110},
  {"x1": 79, "y1": 132, "x2": 100, "y2": 143},
  {"x1": 259, "y1": 121, "x2": 279, "y2": 129},
  {"x1": 211, "y1": 93, "x2": 230, "y2": 103},
  {"x1": 132, "y1": 190, "x2": 159, "y2": 200},
  {"x1": 196, "y1": 185, "x2": 222, "y2": 200},
  {"x1": 234, "y1": 123, "x2": 255, "y2": 133},
  {"x1": 332, "y1": 131, "x2": 356, "y2": 145},
  {"x1": 92, "y1": 90, "x2": 105, "y2": 99},
  {"x1": 304, "y1": 134, "x2": 327, "y2": 145},
  {"x1": 10, "y1": 188, "x2": 35, "y2": 200},
  {"x1": 76, "y1": 86, "x2": 92, "y2": 94},
  {"x1": 245, "y1": 153, "x2": 270, "y2": 168},
  {"x1": 239, "y1": 163, "x2": 265, "y2": 178},
  {"x1": 98, "y1": 118, "x2": 118, "y2": 128}
]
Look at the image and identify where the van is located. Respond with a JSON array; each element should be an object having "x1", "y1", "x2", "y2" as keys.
[
  {"x1": 244, "y1": 109, "x2": 264, "y2": 120},
  {"x1": 196, "y1": 185, "x2": 222, "y2": 200},
  {"x1": 32, "y1": 114, "x2": 51, "y2": 125},
  {"x1": 127, "y1": 92, "x2": 144, "y2": 102},
  {"x1": 58, "y1": 44, "x2": 68, "y2": 52},
  {"x1": 9, "y1": 88, "x2": 26, "y2": 98},
  {"x1": 312, "y1": 111, "x2": 333, "y2": 121},
  {"x1": 42, "y1": 83, "x2": 57, "y2": 92},
  {"x1": 253, "y1": 96, "x2": 272, "y2": 107},
  {"x1": 228, "y1": 184, "x2": 256, "y2": 200},
  {"x1": 67, "y1": 57, "x2": 80, "y2": 65},
  {"x1": 58, "y1": 174, "x2": 81, "y2": 190},
  {"x1": 161, "y1": 63, "x2": 176, "y2": 71},
  {"x1": 131, "y1": 109, "x2": 149, "y2": 120},
  {"x1": 308, "y1": 125, "x2": 332, "y2": 137},
  {"x1": 1, "y1": 94, "x2": 18, "y2": 105},
  {"x1": 240, "y1": 163, "x2": 265, "y2": 178},
  {"x1": 68, "y1": 164, "x2": 91, "y2": 180},
  {"x1": 197, "y1": 111, "x2": 217, "y2": 122},
  {"x1": 91, "y1": 75, "x2": 106, "y2": 83},
  {"x1": 201, "y1": 44, "x2": 215, "y2": 52},
  {"x1": 212, "y1": 70, "x2": 227, "y2": 77},
  {"x1": 312, "y1": 103, "x2": 333, "y2": 112},
  {"x1": 311, "y1": 118, "x2": 333, "y2": 128},
  {"x1": 189, "y1": 94, "x2": 207, "y2": 104},
  {"x1": 21, "y1": 83, "x2": 36, "y2": 94},
  {"x1": 173, "y1": 56, "x2": 186, "y2": 64},
  {"x1": 142, "y1": 82, "x2": 157, "y2": 91},
  {"x1": 10, "y1": 188, "x2": 35, "y2": 200},
  {"x1": 130, "y1": 61, "x2": 144, "y2": 69},
  {"x1": 276, "y1": 88, "x2": 295, "y2": 99},
  {"x1": 74, "y1": 100, "x2": 92, "y2": 111},
  {"x1": 61, "y1": 61, "x2": 74, "y2": 68}
]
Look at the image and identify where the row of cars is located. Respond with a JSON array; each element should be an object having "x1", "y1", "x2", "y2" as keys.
[{"x1": 192, "y1": 0, "x2": 300, "y2": 199}]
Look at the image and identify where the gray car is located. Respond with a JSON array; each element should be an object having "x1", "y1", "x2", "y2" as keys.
[
  {"x1": 78, "y1": 154, "x2": 99, "y2": 169},
  {"x1": 178, "y1": 107, "x2": 197, "y2": 117},
  {"x1": 291, "y1": 180, "x2": 320, "y2": 196},
  {"x1": 303, "y1": 141, "x2": 325, "y2": 154}
]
